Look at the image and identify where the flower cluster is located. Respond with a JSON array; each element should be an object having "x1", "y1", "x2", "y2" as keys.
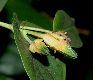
[{"x1": 29, "y1": 31, "x2": 77, "y2": 58}]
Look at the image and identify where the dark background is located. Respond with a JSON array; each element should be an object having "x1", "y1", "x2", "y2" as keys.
[{"x1": 0, "y1": 0, "x2": 92, "y2": 80}]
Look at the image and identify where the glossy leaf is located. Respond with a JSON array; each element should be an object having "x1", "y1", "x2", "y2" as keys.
[
  {"x1": 13, "y1": 14, "x2": 66, "y2": 80},
  {"x1": 53, "y1": 10, "x2": 83, "y2": 48}
]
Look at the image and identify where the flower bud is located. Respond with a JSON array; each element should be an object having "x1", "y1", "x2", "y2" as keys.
[{"x1": 29, "y1": 39, "x2": 49, "y2": 55}]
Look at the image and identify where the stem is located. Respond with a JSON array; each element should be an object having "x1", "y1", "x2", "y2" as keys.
[
  {"x1": 0, "y1": 21, "x2": 13, "y2": 31},
  {"x1": 20, "y1": 26, "x2": 51, "y2": 33},
  {"x1": 24, "y1": 30, "x2": 44, "y2": 38},
  {"x1": 0, "y1": 21, "x2": 52, "y2": 33},
  {"x1": 0, "y1": 21, "x2": 50, "y2": 43},
  {"x1": 21, "y1": 30, "x2": 32, "y2": 44}
]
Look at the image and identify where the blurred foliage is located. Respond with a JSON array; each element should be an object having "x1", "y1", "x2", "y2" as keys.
[
  {"x1": 0, "y1": 75, "x2": 13, "y2": 80},
  {"x1": 5, "y1": 0, "x2": 52, "y2": 30},
  {"x1": 0, "y1": 0, "x2": 8, "y2": 12},
  {"x1": 0, "y1": 39, "x2": 25, "y2": 75}
]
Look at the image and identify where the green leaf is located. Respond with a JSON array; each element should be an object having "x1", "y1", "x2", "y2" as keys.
[
  {"x1": 21, "y1": 21, "x2": 42, "y2": 29},
  {"x1": 32, "y1": 56, "x2": 66, "y2": 80},
  {"x1": 53, "y1": 10, "x2": 83, "y2": 48},
  {"x1": 0, "y1": 0, "x2": 8, "y2": 12},
  {"x1": 13, "y1": 14, "x2": 66, "y2": 80},
  {"x1": 13, "y1": 14, "x2": 35, "y2": 80}
]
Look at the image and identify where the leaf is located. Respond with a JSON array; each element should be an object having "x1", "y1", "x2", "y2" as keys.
[
  {"x1": 21, "y1": 21, "x2": 42, "y2": 29},
  {"x1": 53, "y1": 10, "x2": 83, "y2": 48},
  {"x1": 13, "y1": 14, "x2": 35, "y2": 80},
  {"x1": 0, "y1": 0, "x2": 8, "y2": 12},
  {"x1": 32, "y1": 56, "x2": 66, "y2": 80},
  {"x1": 13, "y1": 14, "x2": 66, "y2": 80}
]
